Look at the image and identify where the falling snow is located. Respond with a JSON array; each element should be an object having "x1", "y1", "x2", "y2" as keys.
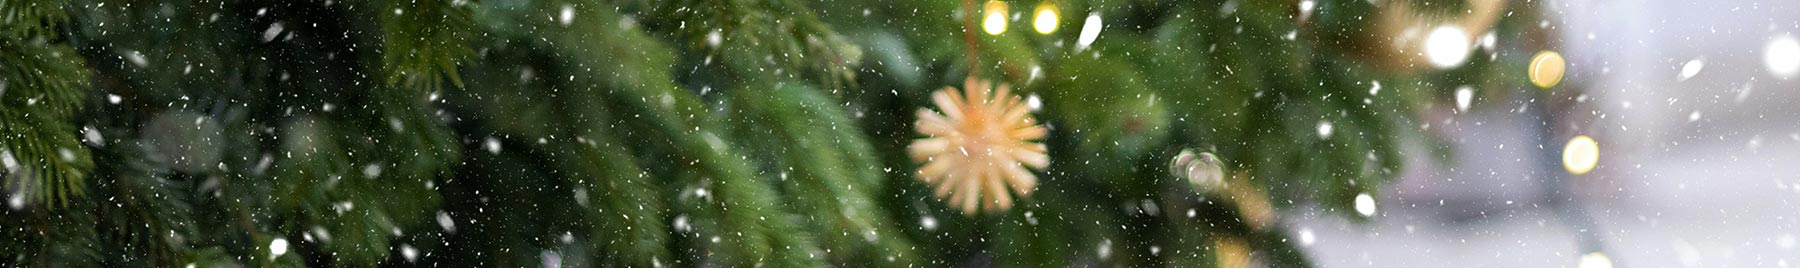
[{"x1": 7, "y1": 1, "x2": 1799, "y2": 268}]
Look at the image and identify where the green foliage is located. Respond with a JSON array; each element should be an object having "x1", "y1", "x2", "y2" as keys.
[
  {"x1": 537, "y1": 4, "x2": 826, "y2": 265},
  {"x1": 0, "y1": 0, "x2": 72, "y2": 38},
  {"x1": 730, "y1": 83, "x2": 921, "y2": 266},
  {"x1": 90, "y1": 141, "x2": 199, "y2": 266},
  {"x1": 0, "y1": 0, "x2": 1540, "y2": 267},
  {"x1": 651, "y1": 0, "x2": 863, "y2": 90},
  {"x1": 270, "y1": 116, "x2": 445, "y2": 267},
  {"x1": 551, "y1": 134, "x2": 672, "y2": 267},
  {"x1": 377, "y1": 0, "x2": 477, "y2": 93},
  {"x1": 0, "y1": 14, "x2": 91, "y2": 208}
]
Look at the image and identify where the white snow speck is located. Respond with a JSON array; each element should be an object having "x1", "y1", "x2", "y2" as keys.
[
  {"x1": 388, "y1": 117, "x2": 405, "y2": 132},
  {"x1": 705, "y1": 30, "x2": 723, "y2": 48},
  {"x1": 83, "y1": 126, "x2": 105, "y2": 146},
  {"x1": 253, "y1": 154, "x2": 274, "y2": 176},
  {"x1": 1688, "y1": 111, "x2": 1702, "y2": 122},
  {"x1": 1766, "y1": 35, "x2": 1800, "y2": 79},
  {"x1": 1075, "y1": 13, "x2": 1102, "y2": 51},
  {"x1": 1297, "y1": 227, "x2": 1316, "y2": 246},
  {"x1": 920, "y1": 216, "x2": 939, "y2": 231},
  {"x1": 3, "y1": 150, "x2": 18, "y2": 173},
  {"x1": 400, "y1": 244, "x2": 419, "y2": 262},
  {"x1": 437, "y1": 211, "x2": 457, "y2": 233},
  {"x1": 123, "y1": 50, "x2": 149, "y2": 68},
  {"x1": 1672, "y1": 240, "x2": 1702, "y2": 267},
  {"x1": 269, "y1": 238, "x2": 289, "y2": 258},
  {"x1": 1354, "y1": 193, "x2": 1376, "y2": 216},
  {"x1": 484, "y1": 137, "x2": 502, "y2": 154},
  {"x1": 1733, "y1": 81, "x2": 1756, "y2": 104},
  {"x1": 1316, "y1": 120, "x2": 1334, "y2": 139},
  {"x1": 1368, "y1": 81, "x2": 1382, "y2": 95},
  {"x1": 1028, "y1": 65, "x2": 1042, "y2": 83},
  {"x1": 262, "y1": 22, "x2": 284, "y2": 42},
  {"x1": 702, "y1": 133, "x2": 726, "y2": 151},
  {"x1": 1026, "y1": 93, "x2": 1043, "y2": 111},
  {"x1": 1778, "y1": 233, "x2": 1795, "y2": 250},
  {"x1": 1454, "y1": 86, "x2": 1474, "y2": 112},
  {"x1": 541, "y1": 250, "x2": 563, "y2": 268},
  {"x1": 108, "y1": 94, "x2": 122, "y2": 104},
  {"x1": 362, "y1": 163, "x2": 383, "y2": 178},
  {"x1": 673, "y1": 215, "x2": 692, "y2": 232},
  {"x1": 1480, "y1": 31, "x2": 1496, "y2": 50},
  {"x1": 311, "y1": 226, "x2": 333, "y2": 243},
  {"x1": 559, "y1": 4, "x2": 576, "y2": 27},
  {"x1": 1097, "y1": 239, "x2": 1113, "y2": 259},
  {"x1": 573, "y1": 188, "x2": 589, "y2": 208},
  {"x1": 1678, "y1": 58, "x2": 1705, "y2": 81},
  {"x1": 1424, "y1": 25, "x2": 1471, "y2": 69},
  {"x1": 1297, "y1": 0, "x2": 1315, "y2": 22},
  {"x1": 6, "y1": 194, "x2": 21, "y2": 210}
]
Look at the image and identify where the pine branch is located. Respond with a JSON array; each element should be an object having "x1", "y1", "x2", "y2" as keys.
[
  {"x1": 552, "y1": 133, "x2": 673, "y2": 267},
  {"x1": 532, "y1": 3, "x2": 827, "y2": 266},
  {"x1": 377, "y1": 0, "x2": 476, "y2": 93},
  {"x1": 731, "y1": 83, "x2": 921, "y2": 267},
  {"x1": 91, "y1": 139, "x2": 199, "y2": 266},
  {"x1": 270, "y1": 117, "x2": 443, "y2": 267},
  {"x1": 0, "y1": 0, "x2": 72, "y2": 38},
  {"x1": 0, "y1": 35, "x2": 93, "y2": 208},
  {"x1": 655, "y1": 0, "x2": 862, "y2": 91},
  {"x1": 370, "y1": 88, "x2": 462, "y2": 184},
  {"x1": 2, "y1": 196, "x2": 103, "y2": 266},
  {"x1": 511, "y1": 60, "x2": 680, "y2": 266}
]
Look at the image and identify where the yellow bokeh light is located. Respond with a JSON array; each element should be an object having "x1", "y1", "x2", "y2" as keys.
[
  {"x1": 982, "y1": 1, "x2": 1009, "y2": 35},
  {"x1": 1530, "y1": 50, "x2": 1567, "y2": 89},
  {"x1": 1032, "y1": 2, "x2": 1059, "y2": 35},
  {"x1": 1577, "y1": 252, "x2": 1613, "y2": 268},
  {"x1": 1562, "y1": 135, "x2": 1599, "y2": 175}
]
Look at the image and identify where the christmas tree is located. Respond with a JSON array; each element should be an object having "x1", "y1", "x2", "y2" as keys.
[{"x1": 1, "y1": 0, "x2": 1547, "y2": 266}]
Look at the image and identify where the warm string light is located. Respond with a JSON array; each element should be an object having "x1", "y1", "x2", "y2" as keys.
[
  {"x1": 1767, "y1": 35, "x2": 1800, "y2": 79},
  {"x1": 1562, "y1": 135, "x2": 1599, "y2": 175},
  {"x1": 1577, "y1": 252, "x2": 1613, "y2": 268},
  {"x1": 1530, "y1": 50, "x2": 1567, "y2": 89},
  {"x1": 1423, "y1": 25, "x2": 1471, "y2": 68},
  {"x1": 1032, "y1": 2, "x2": 1059, "y2": 35},
  {"x1": 982, "y1": 0, "x2": 1009, "y2": 35}
]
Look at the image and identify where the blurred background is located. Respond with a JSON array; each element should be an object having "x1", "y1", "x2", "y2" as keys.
[
  {"x1": 5, "y1": 0, "x2": 1799, "y2": 267},
  {"x1": 1299, "y1": 0, "x2": 1800, "y2": 267}
]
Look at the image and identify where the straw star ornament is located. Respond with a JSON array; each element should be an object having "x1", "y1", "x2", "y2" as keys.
[{"x1": 909, "y1": 78, "x2": 1049, "y2": 214}]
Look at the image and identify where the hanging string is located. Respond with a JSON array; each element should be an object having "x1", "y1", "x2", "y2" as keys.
[{"x1": 961, "y1": 0, "x2": 982, "y2": 77}]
